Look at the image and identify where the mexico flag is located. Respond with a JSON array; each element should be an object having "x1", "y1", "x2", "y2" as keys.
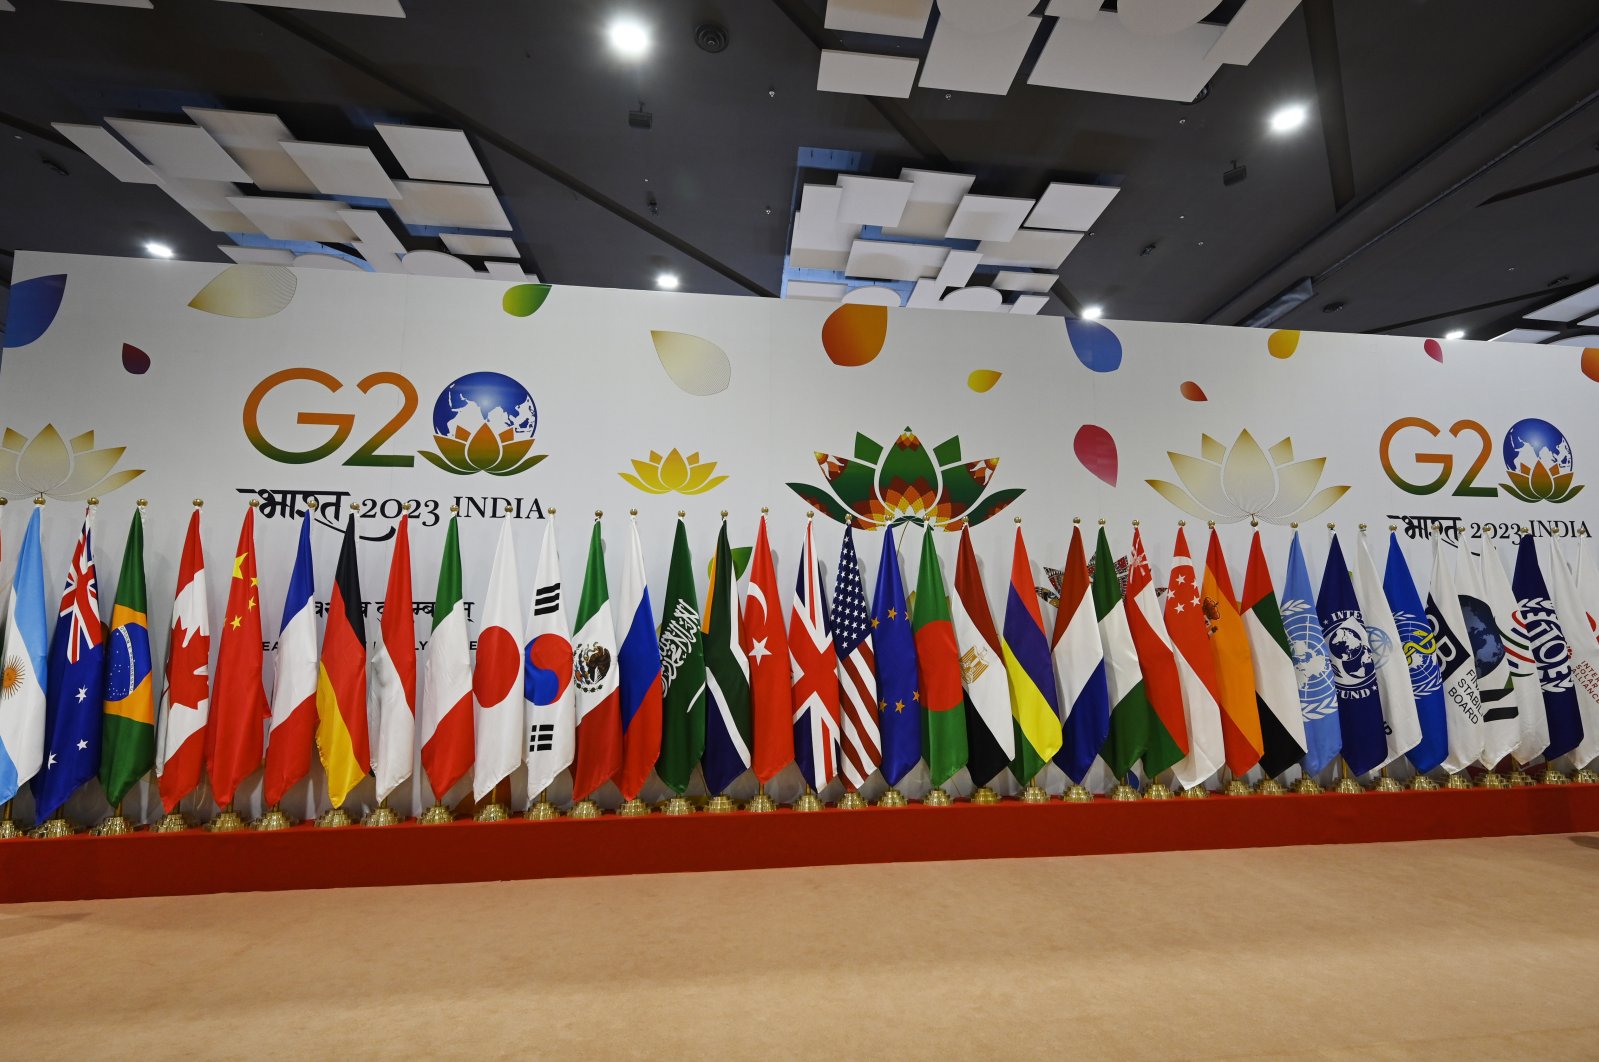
[
  {"x1": 315, "y1": 515, "x2": 370, "y2": 809},
  {"x1": 262, "y1": 512, "x2": 317, "y2": 808},
  {"x1": 571, "y1": 519, "x2": 622, "y2": 800},
  {"x1": 473, "y1": 515, "x2": 524, "y2": 800},
  {"x1": 155, "y1": 509, "x2": 209, "y2": 812},
  {"x1": 371, "y1": 514, "x2": 416, "y2": 802},
  {"x1": 419, "y1": 516, "x2": 472, "y2": 802}
]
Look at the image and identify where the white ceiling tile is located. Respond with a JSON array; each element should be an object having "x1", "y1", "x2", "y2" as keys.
[
  {"x1": 836, "y1": 175, "x2": 914, "y2": 227},
  {"x1": 107, "y1": 118, "x2": 251, "y2": 182},
  {"x1": 1028, "y1": 12, "x2": 1222, "y2": 101},
  {"x1": 791, "y1": 185, "x2": 858, "y2": 270},
  {"x1": 52, "y1": 123, "x2": 159, "y2": 183},
  {"x1": 977, "y1": 229, "x2": 1083, "y2": 268},
  {"x1": 226, "y1": 196, "x2": 356, "y2": 241},
  {"x1": 401, "y1": 250, "x2": 478, "y2": 278},
  {"x1": 389, "y1": 180, "x2": 511, "y2": 231},
  {"x1": 843, "y1": 285, "x2": 905, "y2": 306},
  {"x1": 817, "y1": 50, "x2": 919, "y2": 97},
  {"x1": 1525, "y1": 283, "x2": 1599, "y2": 323},
  {"x1": 1117, "y1": 0, "x2": 1227, "y2": 36},
  {"x1": 158, "y1": 178, "x2": 259, "y2": 232},
  {"x1": 1010, "y1": 294, "x2": 1050, "y2": 315},
  {"x1": 0, "y1": 2, "x2": 16, "y2": 10},
  {"x1": 212, "y1": 0, "x2": 404, "y2": 14},
  {"x1": 352, "y1": 243, "x2": 405, "y2": 273},
  {"x1": 882, "y1": 168, "x2": 976, "y2": 238},
  {"x1": 182, "y1": 108, "x2": 316, "y2": 193},
  {"x1": 937, "y1": 286, "x2": 1004, "y2": 312},
  {"x1": 337, "y1": 209, "x2": 405, "y2": 255},
  {"x1": 945, "y1": 194, "x2": 1035, "y2": 241},
  {"x1": 1546, "y1": 334, "x2": 1599, "y2": 347},
  {"x1": 280, "y1": 141, "x2": 402, "y2": 200},
  {"x1": 375, "y1": 124, "x2": 487, "y2": 184},
  {"x1": 824, "y1": 0, "x2": 931, "y2": 37},
  {"x1": 918, "y1": 15, "x2": 1039, "y2": 95},
  {"x1": 991, "y1": 270, "x2": 1057, "y2": 292},
  {"x1": 1026, "y1": 182, "x2": 1119, "y2": 230},
  {"x1": 441, "y1": 233, "x2": 518, "y2": 257},
  {"x1": 292, "y1": 253, "x2": 365, "y2": 271},
  {"x1": 938, "y1": 0, "x2": 1037, "y2": 33},
  {"x1": 219, "y1": 245, "x2": 295, "y2": 265},
  {"x1": 906, "y1": 279, "x2": 944, "y2": 308},
  {"x1": 845, "y1": 239, "x2": 949, "y2": 281},
  {"x1": 1206, "y1": 0, "x2": 1301, "y2": 65},
  {"x1": 935, "y1": 249, "x2": 983, "y2": 288},
  {"x1": 483, "y1": 261, "x2": 528, "y2": 280},
  {"x1": 785, "y1": 280, "x2": 848, "y2": 301},
  {"x1": 1490, "y1": 328, "x2": 1558, "y2": 343}
]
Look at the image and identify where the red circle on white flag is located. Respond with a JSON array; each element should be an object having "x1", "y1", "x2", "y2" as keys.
[{"x1": 473, "y1": 626, "x2": 521, "y2": 706}]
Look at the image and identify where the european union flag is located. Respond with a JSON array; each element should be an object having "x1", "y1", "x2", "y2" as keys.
[
  {"x1": 1383, "y1": 533, "x2": 1447, "y2": 774},
  {"x1": 1317, "y1": 534, "x2": 1387, "y2": 776},
  {"x1": 873, "y1": 529, "x2": 922, "y2": 788},
  {"x1": 32, "y1": 513, "x2": 106, "y2": 821}
]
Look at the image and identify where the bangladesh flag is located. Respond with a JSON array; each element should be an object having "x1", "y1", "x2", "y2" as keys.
[
  {"x1": 100, "y1": 508, "x2": 155, "y2": 807},
  {"x1": 656, "y1": 518, "x2": 706, "y2": 794},
  {"x1": 913, "y1": 528, "x2": 967, "y2": 786}
]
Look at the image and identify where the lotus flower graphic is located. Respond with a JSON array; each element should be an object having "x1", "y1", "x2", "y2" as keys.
[
  {"x1": 1146, "y1": 430, "x2": 1349, "y2": 525},
  {"x1": 619, "y1": 448, "x2": 728, "y2": 495},
  {"x1": 1500, "y1": 418, "x2": 1582, "y2": 503},
  {"x1": 420, "y1": 372, "x2": 546, "y2": 477},
  {"x1": 786, "y1": 427, "x2": 1024, "y2": 531},
  {"x1": 0, "y1": 425, "x2": 144, "y2": 500}
]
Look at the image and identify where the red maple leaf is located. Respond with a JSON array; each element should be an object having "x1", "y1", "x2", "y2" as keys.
[{"x1": 167, "y1": 621, "x2": 210, "y2": 711}]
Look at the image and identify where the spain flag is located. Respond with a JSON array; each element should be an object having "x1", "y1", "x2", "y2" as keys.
[{"x1": 317, "y1": 516, "x2": 370, "y2": 808}]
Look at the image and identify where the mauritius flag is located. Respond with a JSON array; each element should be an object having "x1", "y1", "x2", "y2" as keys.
[
  {"x1": 100, "y1": 508, "x2": 155, "y2": 807},
  {"x1": 1002, "y1": 526, "x2": 1062, "y2": 781}
]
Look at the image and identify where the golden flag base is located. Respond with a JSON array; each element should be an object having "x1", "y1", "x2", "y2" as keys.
[
  {"x1": 568, "y1": 799, "x2": 603, "y2": 819},
  {"x1": 1507, "y1": 766, "x2": 1537, "y2": 786},
  {"x1": 1292, "y1": 775, "x2": 1324, "y2": 794},
  {"x1": 473, "y1": 802, "x2": 511, "y2": 822},
  {"x1": 1540, "y1": 766, "x2": 1571, "y2": 785},
  {"x1": 745, "y1": 784, "x2": 778, "y2": 813},
  {"x1": 875, "y1": 787, "x2": 909, "y2": 808},
  {"x1": 969, "y1": 786, "x2": 1000, "y2": 805},
  {"x1": 1573, "y1": 768, "x2": 1599, "y2": 784},
  {"x1": 418, "y1": 803, "x2": 454, "y2": 825},
  {"x1": 1331, "y1": 776, "x2": 1366, "y2": 794},
  {"x1": 1255, "y1": 777, "x2": 1288, "y2": 796},
  {"x1": 91, "y1": 814, "x2": 135, "y2": 836},
  {"x1": 793, "y1": 787, "x2": 825, "y2": 811},
  {"x1": 658, "y1": 795, "x2": 695, "y2": 816},
  {"x1": 704, "y1": 794, "x2": 738, "y2": 814},
  {"x1": 1062, "y1": 783, "x2": 1094, "y2": 803},
  {"x1": 1408, "y1": 773, "x2": 1439, "y2": 791},
  {"x1": 1222, "y1": 778, "x2": 1253, "y2": 796},
  {"x1": 1143, "y1": 780, "x2": 1174, "y2": 800},
  {"x1": 1108, "y1": 783, "x2": 1141, "y2": 801},
  {"x1": 836, "y1": 789, "x2": 867, "y2": 810},
  {"x1": 1179, "y1": 784, "x2": 1209, "y2": 799},
  {"x1": 362, "y1": 799, "x2": 401, "y2": 827},
  {"x1": 921, "y1": 786, "x2": 953, "y2": 806},
  {"x1": 253, "y1": 805, "x2": 294, "y2": 831},
  {"x1": 524, "y1": 796, "x2": 562, "y2": 819},
  {"x1": 209, "y1": 807, "x2": 249, "y2": 832},
  {"x1": 314, "y1": 807, "x2": 353, "y2": 828},
  {"x1": 32, "y1": 813, "x2": 76, "y2": 838},
  {"x1": 1475, "y1": 771, "x2": 1508, "y2": 789},
  {"x1": 152, "y1": 810, "x2": 191, "y2": 832},
  {"x1": 1371, "y1": 772, "x2": 1405, "y2": 793},
  {"x1": 617, "y1": 797, "x2": 652, "y2": 817},
  {"x1": 1443, "y1": 772, "x2": 1474, "y2": 789},
  {"x1": 0, "y1": 805, "x2": 22, "y2": 839}
]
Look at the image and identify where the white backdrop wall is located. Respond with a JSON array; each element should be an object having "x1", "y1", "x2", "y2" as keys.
[{"x1": 1, "y1": 252, "x2": 1593, "y2": 820}]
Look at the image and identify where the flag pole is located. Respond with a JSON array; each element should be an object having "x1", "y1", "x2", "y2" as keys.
[
  {"x1": 213, "y1": 498, "x2": 259, "y2": 833},
  {"x1": 1287, "y1": 521, "x2": 1324, "y2": 796},
  {"x1": 1178, "y1": 519, "x2": 1212, "y2": 799},
  {"x1": 659, "y1": 509, "x2": 697, "y2": 817},
  {"x1": 1057, "y1": 518, "x2": 1096, "y2": 804},
  {"x1": 1398, "y1": 523, "x2": 1441, "y2": 791},
  {"x1": 704, "y1": 509, "x2": 742, "y2": 815},
  {"x1": 526, "y1": 787, "x2": 561, "y2": 820},
  {"x1": 94, "y1": 497, "x2": 149, "y2": 836},
  {"x1": 1438, "y1": 521, "x2": 1477, "y2": 790},
  {"x1": 36, "y1": 496, "x2": 102, "y2": 839},
  {"x1": 1210, "y1": 519, "x2": 1251, "y2": 798},
  {"x1": 1506, "y1": 755, "x2": 1535, "y2": 787},
  {"x1": 793, "y1": 511, "x2": 828, "y2": 814},
  {"x1": 1014, "y1": 515, "x2": 1051, "y2": 805},
  {"x1": 1362, "y1": 523, "x2": 1405, "y2": 795},
  {"x1": 475, "y1": 778, "x2": 511, "y2": 822}
]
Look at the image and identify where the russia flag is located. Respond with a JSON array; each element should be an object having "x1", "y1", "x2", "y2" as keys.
[{"x1": 616, "y1": 517, "x2": 663, "y2": 801}]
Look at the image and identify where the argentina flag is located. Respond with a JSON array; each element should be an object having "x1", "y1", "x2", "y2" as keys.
[{"x1": 0, "y1": 507, "x2": 50, "y2": 803}]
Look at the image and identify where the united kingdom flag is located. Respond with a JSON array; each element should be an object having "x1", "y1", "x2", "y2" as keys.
[
  {"x1": 33, "y1": 511, "x2": 107, "y2": 820},
  {"x1": 789, "y1": 520, "x2": 841, "y2": 790}
]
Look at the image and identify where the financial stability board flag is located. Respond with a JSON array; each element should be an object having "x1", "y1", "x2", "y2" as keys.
[
  {"x1": 206, "y1": 507, "x2": 268, "y2": 809},
  {"x1": 1096, "y1": 526, "x2": 1153, "y2": 781},
  {"x1": 1164, "y1": 527, "x2": 1224, "y2": 792},
  {"x1": 1001, "y1": 527, "x2": 1062, "y2": 783},
  {"x1": 572, "y1": 519, "x2": 623, "y2": 800},
  {"x1": 1481, "y1": 541, "x2": 1548, "y2": 763},
  {"x1": 0, "y1": 506, "x2": 49, "y2": 806},
  {"x1": 1241, "y1": 530, "x2": 1308, "y2": 778},
  {"x1": 419, "y1": 516, "x2": 473, "y2": 802},
  {"x1": 262, "y1": 512, "x2": 317, "y2": 808},
  {"x1": 655, "y1": 517, "x2": 705, "y2": 795},
  {"x1": 913, "y1": 528, "x2": 966, "y2": 788},
  {"x1": 833, "y1": 527, "x2": 880, "y2": 790},
  {"x1": 155, "y1": 509, "x2": 209, "y2": 811},
  {"x1": 1547, "y1": 545, "x2": 1599, "y2": 768},
  {"x1": 1051, "y1": 523, "x2": 1109, "y2": 785},
  {"x1": 702, "y1": 519, "x2": 753, "y2": 794},
  {"x1": 1455, "y1": 544, "x2": 1521, "y2": 767},
  {"x1": 1121, "y1": 527, "x2": 1187, "y2": 780},
  {"x1": 874, "y1": 528, "x2": 922, "y2": 788},
  {"x1": 1317, "y1": 534, "x2": 1386, "y2": 776},
  {"x1": 1283, "y1": 531, "x2": 1339, "y2": 775},
  {"x1": 1426, "y1": 538, "x2": 1485, "y2": 773},
  {"x1": 1580, "y1": 541, "x2": 1599, "y2": 648},
  {"x1": 1350, "y1": 532, "x2": 1420, "y2": 769},
  {"x1": 746, "y1": 514, "x2": 792, "y2": 784},
  {"x1": 952, "y1": 527, "x2": 1013, "y2": 788},
  {"x1": 316, "y1": 515, "x2": 370, "y2": 809},
  {"x1": 789, "y1": 519, "x2": 840, "y2": 791},
  {"x1": 99, "y1": 507, "x2": 155, "y2": 808},
  {"x1": 1379, "y1": 531, "x2": 1447, "y2": 775},
  {"x1": 525, "y1": 517, "x2": 576, "y2": 798},
  {"x1": 473, "y1": 515, "x2": 525, "y2": 801},
  {"x1": 616, "y1": 516, "x2": 664, "y2": 801},
  {"x1": 1204, "y1": 531, "x2": 1264, "y2": 775},
  {"x1": 1511, "y1": 534, "x2": 1582, "y2": 762},
  {"x1": 33, "y1": 511, "x2": 105, "y2": 820},
  {"x1": 371, "y1": 514, "x2": 416, "y2": 802}
]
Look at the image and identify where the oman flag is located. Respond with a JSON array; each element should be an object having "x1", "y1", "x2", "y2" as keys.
[
  {"x1": 262, "y1": 512, "x2": 317, "y2": 808},
  {"x1": 1204, "y1": 530, "x2": 1264, "y2": 775},
  {"x1": 371, "y1": 514, "x2": 416, "y2": 802},
  {"x1": 616, "y1": 516, "x2": 664, "y2": 800},
  {"x1": 1123, "y1": 527, "x2": 1188, "y2": 778},
  {"x1": 419, "y1": 516, "x2": 472, "y2": 802},
  {"x1": 746, "y1": 514, "x2": 793, "y2": 783},
  {"x1": 315, "y1": 515, "x2": 370, "y2": 809},
  {"x1": 206, "y1": 506, "x2": 268, "y2": 808},
  {"x1": 913, "y1": 527, "x2": 967, "y2": 788},
  {"x1": 473, "y1": 515, "x2": 525, "y2": 800},
  {"x1": 571, "y1": 519, "x2": 622, "y2": 800},
  {"x1": 1164, "y1": 527, "x2": 1224, "y2": 791},
  {"x1": 155, "y1": 509, "x2": 209, "y2": 812}
]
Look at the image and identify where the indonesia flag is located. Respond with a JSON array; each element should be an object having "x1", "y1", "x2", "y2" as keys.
[
  {"x1": 262, "y1": 512, "x2": 317, "y2": 808},
  {"x1": 788, "y1": 519, "x2": 840, "y2": 790},
  {"x1": 616, "y1": 516, "x2": 664, "y2": 801},
  {"x1": 155, "y1": 509, "x2": 210, "y2": 812},
  {"x1": 524, "y1": 517, "x2": 575, "y2": 798},
  {"x1": 571, "y1": 519, "x2": 622, "y2": 800},
  {"x1": 747, "y1": 514, "x2": 793, "y2": 783},
  {"x1": 472, "y1": 514, "x2": 525, "y2": 800},
  {"x1": 371, "y1": 514, "x2": 416, "y2": 801}
]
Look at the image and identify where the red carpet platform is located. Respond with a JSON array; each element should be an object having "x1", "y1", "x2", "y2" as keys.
[{"x1": 5, "y1": 785, "x2": 1599, "y2": 904}]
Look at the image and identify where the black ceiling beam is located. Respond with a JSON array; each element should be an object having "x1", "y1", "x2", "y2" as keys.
[
  {"x1": 1361, "y1": 277, "x2": 1593, "y2": 335},
  {"x1": 244, "y1": 7, "x2": 776, "y2": 297},
  {"x1": 1302, "y1": 0, "x2": 1355, "y2": 210}
]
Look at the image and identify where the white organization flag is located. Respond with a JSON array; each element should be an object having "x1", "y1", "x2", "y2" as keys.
[
  {"x1": 1548, "y1": 544, "x2": 1599, "y2": 769},
  {"x1": 1352, "y1": 534, "x2": 1421, "y2": 768},
  {"x1": 1456, "y1": 543, "x2": 1520, "y2": 768},
  {"x1": 1478, "y1": 543, "x2": 1549, "y2": 763},
  {"x1": 1427, "y1": 540, "x2": 1483, "y2": 773}
]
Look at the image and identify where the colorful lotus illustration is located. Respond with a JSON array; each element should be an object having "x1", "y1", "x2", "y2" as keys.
[
  {"x1": 1502, "y1": 459, "x2": 1582, "y2": 503},
  {"x1": 1146, "y1": 430, "x2": 1349, "y2": 525},
  {"x1": 619, "y1": 448, "x2": 728, "y2": 495},
  {"x1": 787, "y1": 427, "x2": 1024, "y2": 531},
  {"x1": 421, "y1": 424, "x2": 546, "y2": 476},
  {"x1": 0, "y1": 425, "x2": 143, "y2": 500}
]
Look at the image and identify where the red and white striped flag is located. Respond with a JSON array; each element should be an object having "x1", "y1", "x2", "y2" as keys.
[
  {"x1": 832, "y1": 527, "x2": 879, "y2": 789},
  {"x1": 789, "y1": 519, "x2": 840, "y2": 789}
]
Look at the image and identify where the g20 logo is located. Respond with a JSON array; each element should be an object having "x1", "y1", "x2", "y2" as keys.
[
  {"x1": 1379, "y1": 416, "x2": 1582, "y2": 503},
  {"x1": 244, "y1": 368, "x2": 546, "y2": 476}
]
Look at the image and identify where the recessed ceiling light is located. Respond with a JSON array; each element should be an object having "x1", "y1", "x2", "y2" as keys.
[
  {"x1": 144, "y1": 241, "x2": 174, "y2": 259},
  {"x1": 1081, "y1": 304, "x2": 1103, "y2": 320},
  {"x1": 656, "y1": 271, "x2": 679, "y2": 290},
  {"x1": 608, "y1": 17, "x2": 650, "y2": 59},
  {"x1": 1268, "y1": 103, "x2": 1309, "y2": 134},
  {"x1": 1445, "y1": 329, "x2": 1465, "y2": 340}
]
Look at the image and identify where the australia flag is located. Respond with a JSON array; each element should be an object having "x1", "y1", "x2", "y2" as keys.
[{"x1": 32, "y1": 513, "x2": 106, "y2": 821}]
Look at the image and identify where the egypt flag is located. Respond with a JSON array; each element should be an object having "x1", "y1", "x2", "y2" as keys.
[
  {"x1": 571, "y1": 520, "x2": 622, "y2": 800},
  {"x1": 262, "y1": 512, "x2": 317, "y2": 807},
  {"x1": 419, "y1": 516, "x2": 472, "y2": 802},
  {"x1": 0, "y1": 506, "x2": 48, "y2": 805},
  {"x1": 1123, "y1": 527, "x2": 1188, "y2": 777},
  {"x1": 1204, "y1": 531, "x2": 1264, "y2": 775},
  {"x1": 1350, "y1": 533, "x2": 1419, "y2": 769},
  {"x1": 525, "y1": 518, "x2": 575, "y2": 798},
  {"x1": 315, "y1": 515, "x2": 370, "y2": 809},
  {"x1": 33, "y1": 511, "x2": 106, "y2": 821},
  {"x1": 205, "y1": 507, "x2": 267, "y2": 808},
  {"x1": 1050, "y1": 524, "x2": 1109, "y2": 785},
  {"x1": 913, "y1": 528, "x2": 966, "y2": 787},
  {"x1": 473, "y1": 515, "x2": 524, "y2": 800},
  {"x1": 155, "y1": 509, "x2": 209, "y2": 812},
  {"x1": 952, "y1": 528, "x2": 1012, "y2": 788},
  {"x1": 1427, "y1": 537, "x2": 1484, "y2": 773},
  {"x1": 1241, "y1": 531, "x2": 1308, "y2": 778},
  {"x1": 833, "y1": 528, "x2": 880, "y2": 790},
  {"x1": 1511, "y1": 535, "x2": 1581, "y2": 762},
  {"x1": 1547, "y1": 545, "x2": 1599, "y2": 768},
  {"x1": 746, "y1": 514, "x2": 792, "y2": 783},
  {"x1": 789, "y1": 520, "x2": 840, "y2": 790},
  {"x1": 616, "y1": 516, "x2": 664, "y2": 800},
  {"x1": 1164, "y1": 527, "x2": 1224, "y2": 791},
  {"x1": 702, "y1": 520, "x2": 753, "y2": 795},
  {"x1": 99, "y1": 508, "x2": 155, "y2": 807},
  {"x1": 1001, "y1": 527, "x2": 1062, "y2": 779},
  {"x1": 1096, "y1": 526, "x2": 1153, "y2": 779},
  {"x1": 371, "y1": 514, "x2": 416, "y2": 802}
]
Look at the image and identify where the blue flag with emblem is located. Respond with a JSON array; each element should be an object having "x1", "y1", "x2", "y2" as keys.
[
  {"x1": 32, "y1": 512, "x2": 106, "y2": 821},
  {"x1": 1383, "y1": 533, "x2": 1447, "y2": 774},
  {"x1": 1316, "y1": 534, "x2": 1387, "y2": 775},
  {"x1": 1510, "y1": 534, "x2": 1582, "y2": 761},
  {"x1": 1282, "y1": 532, "x2": 1339, "y2": 774},
  {"x1": 872, "y1": 529, "x2": 921, "y2": 788}
]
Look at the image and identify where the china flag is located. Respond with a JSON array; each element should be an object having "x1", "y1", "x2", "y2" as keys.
[
  {"x1": 205, "y1": 507, "x2": 268, "y2": 808},
  {"x1": 316, "y1": 515, "x2": 371, "y2": 808}
]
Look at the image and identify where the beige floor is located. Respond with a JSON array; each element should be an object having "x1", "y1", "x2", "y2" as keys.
[{"x1": 5, "y1": 834, "x2": 1599, "y2": 1060}]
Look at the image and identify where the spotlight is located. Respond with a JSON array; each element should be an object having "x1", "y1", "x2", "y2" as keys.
[
  {"x1": 1081, "y1": 305, "x2": 1103, "y2": 320},
  {"x1": 1445, "y1": 329, "x2": 1465, "y2": 340},
  {"x1": 608, "y1": 17, "x2": 650, "y2": 59},
  {"x1": 144, "y1": 241, "x2": 174, "y2": 259},
  {"x1": 656, "y1": 271, "x2": 679, "y2": 290},
  {"x1": 1268, "y1": 103, "x2": 1308, "y2": 134}
]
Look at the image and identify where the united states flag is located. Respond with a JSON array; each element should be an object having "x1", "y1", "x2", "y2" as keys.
[
  {"x1": 789, "y1": 520, "x2": 841, "y2": 790},
  {"x1": 832, "y1": 527, "x2": 880, "y2": 789}
]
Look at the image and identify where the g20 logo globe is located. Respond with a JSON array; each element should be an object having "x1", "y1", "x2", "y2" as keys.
[
  {"x1": 1379, "y1": 416, "x2": 1582, "y2": 503},
  {"x1": 243, "y1": 368, "x2": 546, "y2": 476}
]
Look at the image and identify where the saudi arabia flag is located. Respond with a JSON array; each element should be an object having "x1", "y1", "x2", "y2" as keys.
[
  {"x1": 99, "y1": 508, "x2": 155, "y2": 807},
  {"x1": 655, "y1": 518, "x2": 706, "y2": 795},
  {"x1": 913, "y1": 528, "x2": 967, "y2": 787}
]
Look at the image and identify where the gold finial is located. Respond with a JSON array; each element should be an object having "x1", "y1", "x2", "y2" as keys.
[
  {"x1": 1250, "y1": 517, "x2": 1259, "y2": 527},
  {"x1": 137, "y1": 498, "x2": 147, "y2": 509},
  {"x1": 548, "y1": 507, "x2": 556, "y2": 515},
  {"x1": 1131, "y1": 519, "x2": 1139, "y2": 526},
  {"x1": 87, "y1": 497, "x2": 99, "y2": 506},
  {"x1": 1521, "y1": 525, "x2": 1531, "y2": 535},
  {"x1": 807, "y1": 509, "x2": 814, "y2": 519},
  {"x1": 595, "y1": 509, "x2": 603, "y2": 519},
  {"x1": 1072, "y1": 516, "x2": 1080, "y2": 524},
  {"x1": 1014, "y1": 516, "x2": 1022, "y2": 524},
  {"x1": 450, "y1": 504, "x2": 459, "y2": 513},
  {"x1": 0, "y1": 498, "x2": 6, "y2": 506},
  {"x1": 1097, "y1": 518, "x2": 1105, "y2": 525},
  {"x1": 761, "y1": 506, "x2": 769, "y2": 514},
  {"x1": 1178, "y1": 519, "x2": 1186, "y2": 526},
  {"x1": 1207, "y1": 519, "x2": 1215, "y2": 529},
  {"x1": 720, "y1": 510, "x2": 728, "y2": 519},
  {"x1": 1291, "y1": 521, "x2": 1298, "y2": 529},
  {"x1": 678, "y1": 509, "x2": 686, "y2": 518},
  {"x1": 192, "y1": 498, "x2": 203, "y2": 508},
  {"x1": 1389, "y1": 524, "x2": 1398, "y2": 532},
  {"x1": 1359, "y1": 522, "x2": 1367, "y2": 532},
  {"x1": 250, "y1": 498, "x2": 260, "y2": 508},
  {"x1": 307, "y1": 497, "x2": 319, "y2": 510},
  {"x1": 1326, "y1": 522, "x2": 1335, "y2": 530},
  {"x1": 35, "y1": 496, "x2": 46, "y2": 506},
  {"x1": 629, "y1": 508, "x2": 638, "y2": 516}
]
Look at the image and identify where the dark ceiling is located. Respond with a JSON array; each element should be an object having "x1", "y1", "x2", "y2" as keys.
[{"x1": 1, "y1": 0, "x2": 1597, "y2": 342}]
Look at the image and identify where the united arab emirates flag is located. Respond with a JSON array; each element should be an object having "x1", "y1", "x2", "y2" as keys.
[
  {"x1": 1240, "y1": 531, "x2": 1308, "y2": 778},
  {"x1": 99, "y1": 508, "x2": 155, "y2": 807},
  {"x1": 913, "y1": 528, "x2": 967, "y2": 787},
  {"x1": 656, "y1": 518, "x2": 706, "y2": 794}
]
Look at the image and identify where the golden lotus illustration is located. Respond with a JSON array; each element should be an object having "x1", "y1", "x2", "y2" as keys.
[
  {"x1": 422, "y1": 423, "x2": 546, "y2": 476},
  {"x1": 1146, "y1": 430, "x2": 1349, "y2": 524},
  {"x1": 619, "y1": 448, "x2": 728, "y2": 495},
  {"x1": 0, "y1": 425, "x2": 144, "y2": 500}
]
